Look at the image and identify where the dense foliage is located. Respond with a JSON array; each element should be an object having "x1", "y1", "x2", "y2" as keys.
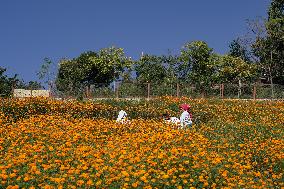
[
  {"x1": 55, "y1": 47, "x2": 132, "y2": 96},
  {"x1": 252, "y1": 0, "x2": 284, "y2": 85},
  {"x1": 0, "y1": 67, "x2": 18, "y2": 97}
]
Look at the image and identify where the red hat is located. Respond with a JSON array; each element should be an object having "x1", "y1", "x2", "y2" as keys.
[{"x1": 179, "y1": 104, "x2": 190, "y2": 111}]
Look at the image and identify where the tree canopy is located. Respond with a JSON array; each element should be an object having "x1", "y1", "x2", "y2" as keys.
[
  {"x1": 252, "y1": 0, "x2": 284, "y2": 85},
  {"x1": 0, "y1": 67, "x2": 18, "y2": 97},
  {"x1": 179, "y1": 41, "x2": 218, "y2": 92},
  {"x1": 55, "y1": 47, "x2": 133, "y2": 95},
  {"x1": 228, "y1": 38, "x2": 251, "y2": 63}
]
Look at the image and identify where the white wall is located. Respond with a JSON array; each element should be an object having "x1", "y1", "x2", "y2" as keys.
[{"x1": 13, "y1": 89, "x2": 50, "y2": 98}]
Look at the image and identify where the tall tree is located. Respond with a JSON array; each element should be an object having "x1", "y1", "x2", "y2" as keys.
[
  {"x1": 266, "y1": 0, "x2": 284, "y2": 84},
  {"x1": 56, "y1": 47, "x2": 132, "y2": 96},
  {"x1": 88, "y1": 47, "x2": 132, "y2": 85},
  {"x1": 228, "y1": 38, "x2": 251, "y2": 63},
  {"x1": 135, "y1": 54, "x2": 166, "y2": 84},
  {"x1": 56, "y1": 58, "x2": 84, "y2": 95},
  {"x1": 216, "y1": 55, "x2": 259, "y2": 97},
  {"x1": 252, "y1": 0, "x2": 284, "y2": 87},
  {"x1": 179, "y1": 41, "x2": 217, "y2": 95},
  {"x1": 161, "y1": 54, "x2": 180, "y2": 84},
  {"x1": 37, "y1": 57, "x2": 56, "y2": 87}
]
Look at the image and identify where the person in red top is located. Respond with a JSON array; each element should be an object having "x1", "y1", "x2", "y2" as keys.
[{"x1": 179, "y1": 104, "x2": 193, "y2": 129}]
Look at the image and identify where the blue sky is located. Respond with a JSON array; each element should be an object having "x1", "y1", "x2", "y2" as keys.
[{"x1": 0, "y1": 0, "x2": 270, "y2": 82}]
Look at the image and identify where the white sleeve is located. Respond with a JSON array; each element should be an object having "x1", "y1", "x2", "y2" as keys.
[
  {"x1": 170, "y1": 117, "x2": 180, "y2": 124},
  {"x1": 180, "y1": 112, "x2": 189, "y2": 124},
  {"x1": 180, "y1": 112, "x2": 185, "y2": 123},
  {"x1": 117, "y1": 110, "x2": 127, "y2": 120}
]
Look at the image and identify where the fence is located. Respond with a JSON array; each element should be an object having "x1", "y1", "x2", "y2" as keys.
[{"x1": 49, "y1": 82, "x2": 284, "y2": 100}]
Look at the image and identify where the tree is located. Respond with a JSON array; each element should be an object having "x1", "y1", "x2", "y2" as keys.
[
  {"x1": 120, "y1": 67, "x2": 133, "y2": 83},
  {"x1": 161, "y1": 54, "x2": 180, "y2": 84},
  {"x1": 241, "y1": 17, "x2": 267, "y2": 63},
  {"x1": 228, "y1": 38, "x2": 251, "y2": 63},
  {"x1": 266, "y1": 0, "x2": 284, "y2": 84},
  {"x1": 17, "y1": 80, "x2": 43, "y2": 90},
  {"x1": 135, "y1": 54, "x2": 167, "y2": 84},
  {"x1": 133, "y1": 53, "x2": 181, "y2": 96},
  {"x1": 135, "y1": 53, "x2": 180, "y2": 84},
  {"x1": 0, "y1": 67, "x2": 18, "y2": 97},
  {"x1": 179, "y1": 41, "x2": 217, "y2": 96},
  {"x1": 37, "y1": 58, "x2": 56, "y2": 86},
  {"x1": 216, "y1": 55, "x2": 259, "y2": 97},
  {"x1": 267, "y1": 0, "x2": 284, "y2": 39},
  {"x1": 56, "y1": 58, "x2": 82, "y2": 96},
  {"x1": 88, "y1": 47, "x2": 133, "y2": 86},
  {"x1": 56, "y1": 47, "x2": 132, "y2": 97},
  {"x1": 252, "y1": 0, "x2": 284, "y2": 87}
]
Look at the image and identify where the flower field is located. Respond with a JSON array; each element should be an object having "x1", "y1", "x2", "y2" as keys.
[{"x1": 0, "y1": 97, "x2": 283, "y2": 188}]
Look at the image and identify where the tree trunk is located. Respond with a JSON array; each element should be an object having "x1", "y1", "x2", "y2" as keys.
[
  {"x1": 238, "y1": 79, "x2": 242, "y2": 98},
  {"x1": 269, "y1": 52, "x2": 274, "y2": 99},
  {"x1": 176, "y1": 83, "x2": 180, "y2": 98},
  {"x1": 268, "y1": 66, "x2": 274, "y2": 99}
]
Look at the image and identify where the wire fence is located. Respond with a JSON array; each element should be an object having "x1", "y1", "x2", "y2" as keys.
[{"x1": 49, "y1": 82, "x2": 284, "y2": 100}]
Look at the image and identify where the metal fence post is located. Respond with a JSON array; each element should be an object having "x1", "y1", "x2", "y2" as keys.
[
  {"x1": 220, "y1": 84, "x2": 224, "y2": 99},
  {"x1": 253, "y1": 84, "x2": 256, "y2": 100}
]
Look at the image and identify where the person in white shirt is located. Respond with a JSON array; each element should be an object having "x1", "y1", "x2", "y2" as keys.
[
  {"x1": 116, "y1": 110, "x2": 129, "y2": 124},
  {"x1": 162, "y1": 113, "x2": 180, "y2": 126},
  {"x1": 179, "y1": 104, "x2": 193, "y2": 129}
]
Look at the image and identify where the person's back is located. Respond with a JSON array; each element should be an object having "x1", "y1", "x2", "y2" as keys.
[
  {"x1": 162, "y1": 113, "x2": 180, "y2": 125},
  {"x1": 169, "y1": 116, "x2": 180, "y2": 125},
  {"x1": 179, "y1": 104, "x2": 193, "y2": 129}
]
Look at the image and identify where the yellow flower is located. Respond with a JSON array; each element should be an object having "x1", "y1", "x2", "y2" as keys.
[
  {"x1": 162, "y1": 174, "x2": 170, "y2": 179},
  {"x1": 86, "y1": 179, "x2": 94, "y2": 185},
  {"x1": 121, "y1": 170, "x2": 130, "y2": 177},
  {"x1": 140, "y1": 176, "x2": 147, "y2": 182},
  {"x1": 23, "y1": 176, "x2": 30, "y2": 182},
  {"x1": 76, "y1": 180, "x2": 84, "y2": 186},
  {"x1": 96, "y1": 180, "x2": 102, "y2": 186},
  {"x1": 131, "y1": 182, "x2": 139, "y2": 188},
  {"x1": 48, "y1": 146, "x2": 54, "y2": 151}
]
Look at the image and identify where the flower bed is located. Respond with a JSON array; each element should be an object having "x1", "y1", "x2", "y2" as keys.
[{"x1": 0, "y1": 97, "x2": 283, "y2": 188}]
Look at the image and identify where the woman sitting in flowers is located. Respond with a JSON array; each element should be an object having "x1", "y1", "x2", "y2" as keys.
[
  {"x1": 162, "y1": 113, "x2": 180, "y2": 126},
  {"x1": 116, "y1": 110, "x2": 130, "y2": 124},
  {"x1": 179, "y1": 103, "x2": 193, "y2": 129}
]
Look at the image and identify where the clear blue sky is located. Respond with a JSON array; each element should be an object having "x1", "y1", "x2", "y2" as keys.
[{"x1": 0, "y1": 0, "x2": 270, "y2": 82}]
